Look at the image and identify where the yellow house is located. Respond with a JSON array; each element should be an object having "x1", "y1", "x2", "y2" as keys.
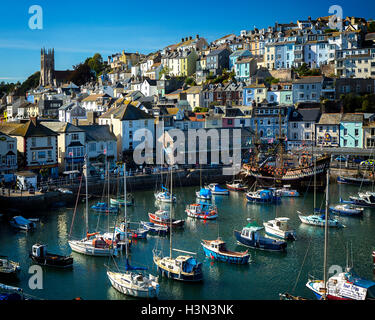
[
  {"x1": 180, "y1": 50, "x2": 198, "y2": 77},
  {"x1": 264, "y1": 44, "x2": 275, "y2": 70}
]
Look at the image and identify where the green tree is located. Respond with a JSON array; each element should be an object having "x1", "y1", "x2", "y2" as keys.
[
  {"x1": 368, "y1": 22, "x2": 375, "y2": 33},
  {"x1": 68, "y1": 63, "x2": 95, "y2": 86},
  {"x1": 87, "y1": 53, "x2": 104, "y2": 76}
]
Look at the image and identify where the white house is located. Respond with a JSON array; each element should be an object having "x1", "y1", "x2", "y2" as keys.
[
  {"x1": 0, "y1": 118, "x2": 59, "y2": 177},
  {"x1": 98, "y1": 100, "x2": 155, "y2": 160},
  {"x1": 287, "y1": 108, "x2": 321, "y2": 149},
  {"x1": 41, "y1": 121, "x2": 86, "y2": 173},
  {"x1": 58, "y1": 102, "x2": 86, "y2": 124},
  {"x1": 141, "y1": 79, "x2": 158, "y2": 97},
  {"x1": 79, "y1": 125, "x2": 117, "y2": 172},
  {"x1": 0, "y1": 131, "x2": 17, "y2": 175}
]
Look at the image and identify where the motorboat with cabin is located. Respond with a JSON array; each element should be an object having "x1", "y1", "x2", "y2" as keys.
[
  {"x1": 263, "y1": 217, "x2": 296, "y2": 240},
  {"x1": 29, "y1": 244, "x2": 73, "y2": 268},
  {"x1": 201, "y1": 238, "x2": 250, "y2": 264}
]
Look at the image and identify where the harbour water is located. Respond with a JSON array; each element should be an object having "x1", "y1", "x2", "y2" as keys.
[{"x1": 1, "y1": 182, "x2": 375, "y2": 300}]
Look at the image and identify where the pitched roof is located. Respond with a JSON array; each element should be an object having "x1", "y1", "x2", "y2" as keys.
[
  {"x1": 318, "y1": 113, "x2": 341, "y2": 125},
  {"x1": 40, "y1": 121, "x2": 84, "y2": 133},
  {"x1": 293, "y1": 76, "x2": 324, "y2": 84},
  {"x1": 100, "y1": 101, "x2": 154, "y2": 120},
  {"x1": 78, "y1": 125, "x2": 116, "y2": 142},
  {"x1": 0, "y1": 119, "x2": 58, "y2": 137},
  {"x1": 289, "y1": 108, "x2": 321, "y2": 122}
]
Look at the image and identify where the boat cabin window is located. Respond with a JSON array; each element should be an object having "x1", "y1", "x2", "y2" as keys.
[{"x1": 242, "y1": 229, "x2": 249, "y2": 237}]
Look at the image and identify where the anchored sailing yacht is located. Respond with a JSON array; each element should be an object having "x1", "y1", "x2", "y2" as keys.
[
  {"x1": 153, "y1": 167, "x2": 203, "y2": 281},
  {"x1": 68, "y1": 158, "x2": 118, "y2": 257},
  {"x1": 107, "y1": 164, "x2": 159, "y2": 298}
]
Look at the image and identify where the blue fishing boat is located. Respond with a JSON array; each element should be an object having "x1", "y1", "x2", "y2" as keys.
[
  {"x1": 201, "y1": 238, "x2": 250, "y2": 264},
  {"x1": 233, "y1": 220, "x2": 287, "y2": 252},
  {"x1": 196, "y1": 187, "x2": 212, "y2": 200},
  {"x1": 91, "y1": 202, "x2": 119, "y2": 214},
  {"x1": 329, "y1": 204, "x2": 364, "y2": 217},
  {"x1": 9, "y1": 216, "x2": 36, "y2": 231},
  {"x1": 246, "y1": 189, "x2": 281, "y2": 203}
]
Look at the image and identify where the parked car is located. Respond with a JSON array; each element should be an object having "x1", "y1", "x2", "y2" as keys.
[
  {"x1": 335, "y1": 156, "x2": 348, "y2": 162},
  {"x1": 352, "y1": 157, "x2": 365, "y2": 164},
  {"x1": 360, "y1": 160, "x2": 375, "y2": 167}
]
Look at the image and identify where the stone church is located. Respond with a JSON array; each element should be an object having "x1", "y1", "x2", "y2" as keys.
[{"x1": 39, "y1": 48, "x2": 74, "y2": 87}]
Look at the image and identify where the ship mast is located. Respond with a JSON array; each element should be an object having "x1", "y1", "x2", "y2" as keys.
[
  {"x1": 323, "y1": 168, "x2": 330, "y2": 300},
  {"x1": 277, "y1": 107, "x2": 284, "y2": 177}
]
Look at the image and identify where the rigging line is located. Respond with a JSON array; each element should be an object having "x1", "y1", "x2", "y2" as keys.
[
  {"x1": 69, "y1": 175, "x2": 83, "y2": 238},
  {"x1": 292, "y1": 236, "x2": 312, "y2": 293}
]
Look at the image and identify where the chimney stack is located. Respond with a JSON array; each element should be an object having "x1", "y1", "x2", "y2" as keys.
[
  {"x1": 185, "y1": 37, "x2": 188, "y2": 42},
  {"x1": 196, "y1": 34, "x2": 199, "y2": 39},
  {"x1": 189, "y1": 36, "x2": 192, "y2": 40}
]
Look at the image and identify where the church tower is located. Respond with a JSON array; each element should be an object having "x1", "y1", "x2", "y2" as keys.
[{"x1": 40, "y1": 48, "x2": 56, "y2": 87}]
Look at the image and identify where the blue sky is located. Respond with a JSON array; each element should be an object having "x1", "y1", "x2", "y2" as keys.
[{"x1": 0, "y1": 0, "x2": 374, "y2": 83}]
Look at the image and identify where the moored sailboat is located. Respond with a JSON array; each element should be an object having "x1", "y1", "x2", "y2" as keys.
[
  {"x1": 106, "y1": 163, "x2": 160, "y2": 299},
  {"x1": 153, "y1": 166, "x2": 203, "y2": 282},
  {"x1": 68, "y1": 157, "x2": 118, "y2": 257}
]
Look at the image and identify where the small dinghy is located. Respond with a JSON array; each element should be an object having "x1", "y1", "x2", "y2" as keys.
[
  {"x1": 29, "y1": 244, "x2": 73, "y2": 268},
  {"x1": 201, "y1": 238, "x2": 250, "y2": 264},
  {"x1": 205, "y1": 183, "x2": 229, "y2": 195},
  {"x1": 329, "y1": 204, "x2": 364, "y2": 217},
  {"x1": 9, "y1": 216, "x2": 36, "y2": 231},
  {"x1": 0, "y1": 256, "x2": 20, "y2": 279},
  {"x1": 140, "y1": 221, "x2": 169, "y2": 236}
]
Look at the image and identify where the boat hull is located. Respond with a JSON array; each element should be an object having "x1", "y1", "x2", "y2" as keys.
[
  {"x1": 154, "y1": 260, "x2": 203, "y2": 282},
  {"x1": 337, "y1": 176, "x2": 372, "y2": 186},
  {"x1": 329, "y1": 207, "x2": 363, "y2": 217},
  {"x1": 68, "y1": 240, "x2": 116, "y2": 257},
  {"x1": 148, "y1": 213, "x2": 185, "y2": 228},
  {"x1": 263, "y1": 226, "x2": 296, "y2": 240},
  {"x1": 233, "y1": 230, "x2": 287, "y2": 252},
  {"x1": 201, "y1": 244, "x2": 250, "y2": 264},
  {"x1": 107, "y1": 271, "x2": 159, "y2": 299},
  {"x1": 299, "y1": 215, "x2": 340, "y2": 227},
  {"x1": 30, "y1": 254, "x2": 73, "y2": 268}
]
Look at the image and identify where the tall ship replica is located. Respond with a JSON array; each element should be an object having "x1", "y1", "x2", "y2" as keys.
[{"x1": 241, "y1": 113, "x2": 330, "y2": 191}]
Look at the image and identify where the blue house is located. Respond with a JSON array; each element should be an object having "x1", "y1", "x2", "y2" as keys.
[
  {"x1": 251, "y1": 103, "x2": 293, "y2": 144},
  {"x1": 229, "y1": 49, "x2": 252, "y2": 70},
  {"x1": 292, "y1": 76, "x2": 323, "y2": 104},
  {"x1": 340, "y1": 113, "x2": 364, "y2": 148}
]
